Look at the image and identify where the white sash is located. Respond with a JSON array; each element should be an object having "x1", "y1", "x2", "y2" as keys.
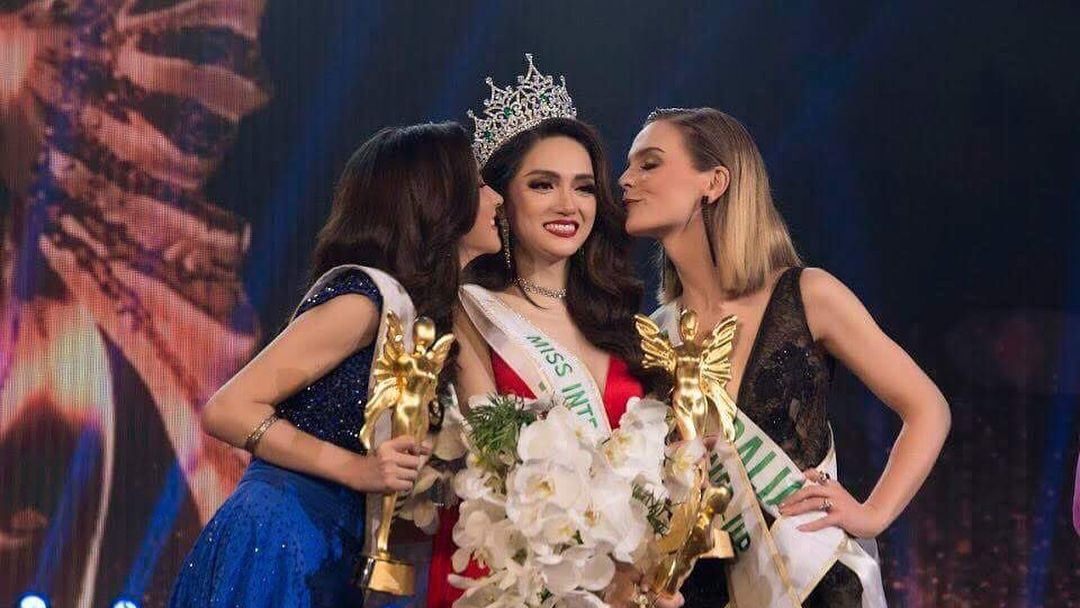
[
  {"x1": 296, "y1": 264, "x2": 428, "y2": 605},
  {"x1": 459, "y1": 284, "x2": 611, "y2": 435},
  {"x1": 653, "y1": 303, "x2": 886, "y2": 608}
]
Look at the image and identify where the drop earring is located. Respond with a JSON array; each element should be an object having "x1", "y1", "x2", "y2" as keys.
[
  {"x1": 498, "y1": 212, "x2": 512, "y2": 274},
  {"x1": 701, "y1": 196, "x2": 718, "y2": 267}
]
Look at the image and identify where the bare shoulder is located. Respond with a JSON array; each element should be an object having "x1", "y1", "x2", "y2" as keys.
[
  {"x1": 295, "y1": 291, "x2": 380, "y2": 324},
  {"x1": 451, "y1": 304, "x2": 497, "y2": 403},
  {"x1": 797, "y1": 267, "x2": 872, "y2": 341},
  {"x1": 452, "y1": 304, "x2": 485, "y2": 345},
  {"x1": 217, "y1": 292, "x2": 381, "y2": 411},
  {"x1": 798, "y1": 267, "x2": 852, "y2": 306},
  {"x1": 290, "y1": 292, "x2": 381, "y2": 351}
]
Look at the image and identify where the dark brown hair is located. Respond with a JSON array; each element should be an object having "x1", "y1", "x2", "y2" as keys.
[
  {"x1": 466, "y1": 118, "x2": 658, "y2": 390},
  {"x1": 311, "y1": 121, "x2": 478, "y2": 396}
]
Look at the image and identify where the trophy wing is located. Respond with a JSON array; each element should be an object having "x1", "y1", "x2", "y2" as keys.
[
  {"x1": 360, "y1": 380, "x2": 400, "y2": 451},
  {"x1": 700, "y1": 315, "x2": 740, "y2": 438},
  {"x1": 700, "y1": 315, "x2": 737, "y2": 390},
  {"x1": 634, "y1": 314, "x2": 677, "y2": 375},
  {"x1": 373, "y1": 312, "x2": 406, "y2": 385},
  {"x1": 426, "y1": 333, "x2": 456, "y2": 371},
  {"x1": 360, "y1": 312, "x2": 408, "y2": 450}
]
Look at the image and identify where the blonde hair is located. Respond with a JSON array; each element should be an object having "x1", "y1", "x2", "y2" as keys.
[{"x1": 646, "y1": 108, "x2": 802, "y2": 302}]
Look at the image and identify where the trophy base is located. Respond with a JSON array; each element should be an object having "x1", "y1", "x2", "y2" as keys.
[
  {"x1": 353, "y1": 553, "x2": 415, "y2": 597},
  {"x1": 650, "y1": 528, "x2": 736, "y2": 598},
  {"x1": 702, "y1": 527, "x2": 735, "y2": 559}
]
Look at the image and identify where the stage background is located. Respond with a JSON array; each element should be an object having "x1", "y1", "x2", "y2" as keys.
[{"x1": 1, "y1": 1, "x2": 1078, "y2": 606}]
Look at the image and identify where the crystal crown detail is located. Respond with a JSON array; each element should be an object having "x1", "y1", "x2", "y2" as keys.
[{"x1": 469, "y1": 53, "x2": 578, "y2": 166}]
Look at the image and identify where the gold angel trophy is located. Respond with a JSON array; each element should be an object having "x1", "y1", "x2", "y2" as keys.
[
  {"x1": 634, "y1": 310, "x2": 740, "y2": 600},
  {"x1": 354, "y1": 312, "x2": 454, "y2": 597}
]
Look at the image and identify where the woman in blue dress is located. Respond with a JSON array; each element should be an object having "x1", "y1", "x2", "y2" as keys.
[{"x1": 169, "y1": 122, "x2": 504, "y2": 607}]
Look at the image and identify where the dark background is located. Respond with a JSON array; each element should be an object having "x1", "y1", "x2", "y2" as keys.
[
  {"x1": 214, "y1": 2, "x2": 1080, "y2": 605},
  {"x1": 3, "y1": 1, "x2": 1078, "y2": 606}
]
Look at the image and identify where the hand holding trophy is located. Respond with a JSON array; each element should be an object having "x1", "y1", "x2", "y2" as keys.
[
  {"x1": 354, "y1": 312, "x2": 454, "y2": 598},
  {"x1": 633, "y1": 309, "x2": 740, "y2": 605}
]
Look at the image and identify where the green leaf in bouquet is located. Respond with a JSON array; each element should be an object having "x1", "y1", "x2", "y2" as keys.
[{"x1": 464, "y1": 394, "x2": 537, "y2": 473}]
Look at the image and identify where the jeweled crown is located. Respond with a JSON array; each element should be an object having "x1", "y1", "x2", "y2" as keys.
[{"x1": 468, "y1": 53, "x2": 578, "y2": 167}]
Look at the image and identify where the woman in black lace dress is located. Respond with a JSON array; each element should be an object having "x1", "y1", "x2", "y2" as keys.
[{"x1": 619, "y1": 108, "x2": 950, "y2": 607}]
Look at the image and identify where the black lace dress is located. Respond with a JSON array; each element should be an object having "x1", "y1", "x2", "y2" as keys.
[{"x1": 680, "y1": 267, "x2": 863, "y2": 607}]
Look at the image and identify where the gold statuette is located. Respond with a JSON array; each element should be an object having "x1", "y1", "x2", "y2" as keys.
[
  {"x1": 635, "y1": 310, "x2": 739, "y2": 442},
  {"x1": 634, "y1": 309, "x2": 739, "y2": 600},
  {"x1": 354, "y1": 312, "x2": 454, "y2": 598}
]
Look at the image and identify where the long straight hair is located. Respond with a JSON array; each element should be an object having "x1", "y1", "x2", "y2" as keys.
[{"x1": 645, "y1": 108, "x2": 802, "y2": 303}]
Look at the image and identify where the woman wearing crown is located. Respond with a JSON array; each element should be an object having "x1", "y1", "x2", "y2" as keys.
[{"x1": 425, "y1": 55, "x2": 679, "y2": 608}]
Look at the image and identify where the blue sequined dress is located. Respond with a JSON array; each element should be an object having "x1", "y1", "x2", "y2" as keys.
[{"x1": 170, "y1": 269, "x2": 381, "y2": 607}]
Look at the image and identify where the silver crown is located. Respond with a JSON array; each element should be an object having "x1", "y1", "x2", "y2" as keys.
[{"x1": 468, "y1": 53, "x2": 578, "y2": 167}]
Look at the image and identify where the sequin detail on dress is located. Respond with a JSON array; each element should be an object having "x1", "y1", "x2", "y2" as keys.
[
  {"x1": 681, "y1": 267, "x2": 863, "y2": 608},
  {"x1": 276, "y1": 270, "x2": 383, "y2": 454},
  {"x1": 169, "y1": 269, "x2": 380, "y2": 607}
]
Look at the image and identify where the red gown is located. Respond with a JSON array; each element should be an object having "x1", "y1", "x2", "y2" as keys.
[{"x1": 425, "y1": 351, "x2": 644, "y2": 607}]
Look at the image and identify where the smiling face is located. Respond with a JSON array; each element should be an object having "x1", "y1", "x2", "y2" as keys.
[
  {"x1": 619, "y1": 119, "x2": 714, "y2": 238},
  {"x1": 504, "y1": 135, "x2": 597, "y2": 266}
]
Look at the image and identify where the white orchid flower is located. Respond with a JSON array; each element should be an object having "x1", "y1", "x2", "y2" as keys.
[
  {"x1": 540, "y1": 546, "x2": 616, "y2": 595},
  {"x1": 451, "y1": 393, "x2": 674, "y2": 608},
  {"x1": 576, "y1": 465, "x2": 648, "y2": 562},
  {"x1": 434, "y1": 396, "x2": 469, "y2": 460},
  {"x1": 620, "y1": 396, "x2": 670, "y2": 428},
  {"x1": 454, "y1": 465, "x2": 500, "y2": 503},
  {"x1": 665, "y1": 437, "x2": 706, "y2": 503},
  {"x1": 541, "y1": 590, "x2": 611, "y2": 608},
  {"x1": 517, "y1": 406, "x2": 595, "y2": 470},
  {"x1": 507, "y1": 460, "x2": 589, "y2": 516}
]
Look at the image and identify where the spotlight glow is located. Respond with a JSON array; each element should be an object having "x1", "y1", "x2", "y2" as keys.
[{"x1": 18, "y1": 593, "x2": 50, "y2": 608}]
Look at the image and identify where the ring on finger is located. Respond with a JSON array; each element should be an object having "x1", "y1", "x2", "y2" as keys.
[
  {"x1": 821, "y1": 498, "x2": 833, "y2": 512},
  {"x1": 817, "y1": 470, "x2": 831, "y2": 483}
]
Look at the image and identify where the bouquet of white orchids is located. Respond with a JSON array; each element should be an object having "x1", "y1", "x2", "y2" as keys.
[{"x1": 447, "y1": 394, "x2": 687, "y2": 608}]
